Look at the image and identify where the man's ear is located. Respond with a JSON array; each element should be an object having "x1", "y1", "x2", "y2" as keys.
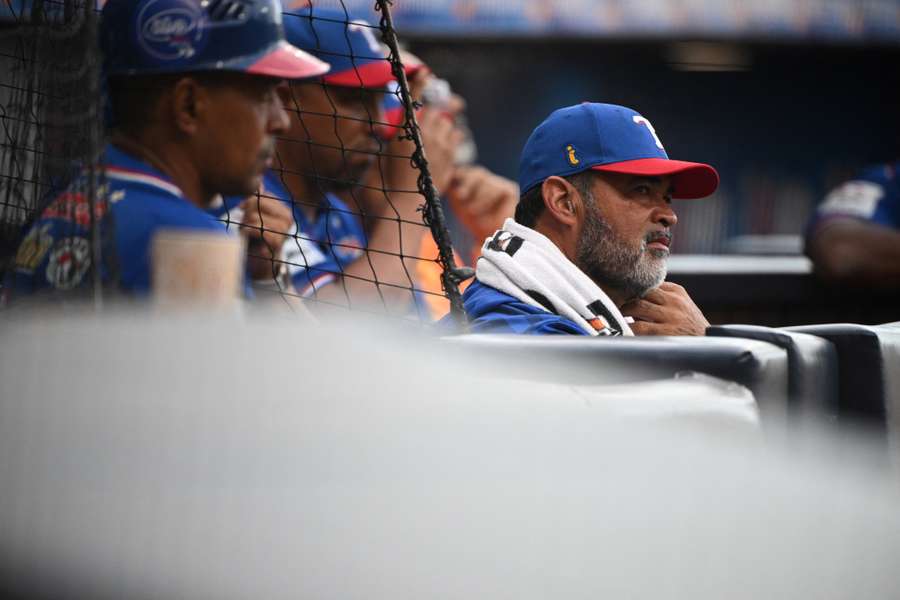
[
  {"x1": 541, "y1": 175, "x2": 580, "y2": 227},
  {"x1": 170, "y1": 76, "x2": 207, "y2": 136}
]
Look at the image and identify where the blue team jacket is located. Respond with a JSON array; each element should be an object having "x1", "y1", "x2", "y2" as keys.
[
  {"x1": 462, "y1": 279, "x2": 588, "y2": 335},
  {"x1": 12, "y1": 144, "x2": 226, "y2": 295}
]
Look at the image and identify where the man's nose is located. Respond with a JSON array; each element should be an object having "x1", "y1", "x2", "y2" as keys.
[
  {"x1": 268, "y1": 92, "x2": 291, "y2": 136},
  {"x1": 367, "y1": 94, "x2": 384, "y2": 125},
  {"x1": 653, "y1": 202, "x2": 678, "y2": 229},
  {"x1": 364, "y1": 94, "x2": 385, "y2": 137}
]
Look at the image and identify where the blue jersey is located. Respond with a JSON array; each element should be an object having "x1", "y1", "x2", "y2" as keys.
[
  {"x1": 808, "y1": 161, "x2": 900, "y2": 233},
  {"x1": 462, "y1": 279, "x2": 588, "y2": 335},
  {"x1": 11, "y1": 144, "x2": 226, "y2": 296},
  {"x1": 212, "y1": 171, "x2": 366, "y2": 297}
]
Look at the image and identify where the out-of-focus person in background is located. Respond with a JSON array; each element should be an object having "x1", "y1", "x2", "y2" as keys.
[
  {"x1": 214, "y1": 7, "x2": 461, "y2": 315},
  {"x1": 805, "y1": 160, "x2": 900, "y2": 289},
  {"x1": 374, "y1": 53, "x2": 518, "y2": 320},
  {"x1": 11, "y1": 0, "x2": 326, "y2": 296},
  {"x1": 463, "y1": 102, "x2": 719, "y2": 336}
]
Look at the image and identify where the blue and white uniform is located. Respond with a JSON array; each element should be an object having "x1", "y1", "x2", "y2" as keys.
[
  {"x1": 462, "y1": 279, "x2": 589, "y2": 335},
  {"x1": 11, "y1": 144, "x2": 226, "y2": 295},
  {"x1": 807, "y1": 161, "x2": 900, "y2": 234},
  {"x1": 212, "y1": 171, "x2": 366, "y2": 297}
]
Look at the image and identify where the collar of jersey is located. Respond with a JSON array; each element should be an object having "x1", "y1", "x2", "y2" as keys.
[{"x1": 103, "y1": 144, "x2": 185, "y2": 199}]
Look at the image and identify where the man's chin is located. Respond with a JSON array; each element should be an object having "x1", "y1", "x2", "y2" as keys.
[
  {"x1": 223, "y1": 175, "x2": 263, "y2": 199},
  {"x1": 336, "y1": 162, "x2": 375, "y2": 188}
]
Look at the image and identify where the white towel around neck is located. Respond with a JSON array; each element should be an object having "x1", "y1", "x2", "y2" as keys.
[{"x1": 476, "y1": 218, "x2": 634, "y2": 336}]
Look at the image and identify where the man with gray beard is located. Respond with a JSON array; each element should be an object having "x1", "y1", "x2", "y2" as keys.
[{"x1": 462, "y1": 103, "x2": 718, "y2": 336}]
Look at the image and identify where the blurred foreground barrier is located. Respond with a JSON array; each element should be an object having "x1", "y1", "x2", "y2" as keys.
[
  {"x1": 441, "y1": 334, "x2": 787, "y2": 421},
  {"x1": 706, "y1": 324, "x2": 838, "y2": 419},
  {"x1": 3, "y1": 313, "x2": 900, "y2": 600},
  {"x1": 783, "y1": 324, "x2": 900, "y2": 437}
]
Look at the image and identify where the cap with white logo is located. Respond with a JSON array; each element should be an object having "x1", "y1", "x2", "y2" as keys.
[{"x1": 518, "y1": 102, "x2": 719, "y2": 199}]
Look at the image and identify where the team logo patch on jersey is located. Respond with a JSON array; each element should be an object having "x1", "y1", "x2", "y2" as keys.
[
  {"x1": 46, "y1": 237, "x2": 91, "y2": 290},
  {"x1": 14, "y1": 224, "x2": 54, "y2": 273},
  {"x1": 566, "y1": 144, "x2": 580, "y2": 166},
  {"x1": 42, "y1": 191, "x2": 108, "y2": 228},
  {"x1": 137, "y1": 0, "x2": 207, "y2": 61}
]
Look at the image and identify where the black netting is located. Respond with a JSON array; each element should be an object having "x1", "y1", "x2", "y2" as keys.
[
  {"x1": 215, "y1": 0, "x2": 466, "y2": 322},
  {"x1": 1, "y1": 0, "x2": 105, "y2": 307},
  {"x1": 0, "y1": 0, "x2": 465, "y2": 323}
]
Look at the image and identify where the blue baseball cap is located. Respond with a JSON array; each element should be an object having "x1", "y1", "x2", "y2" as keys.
[
  {"x1": 100, "y1": 0, "x2": 330, "y2": 80},
  {"x1": 519, "y1": 103, "x2": 719, "y2": 200},
  {"x1": 283, "y1": 7, "x2": 414, "y2": 88}
]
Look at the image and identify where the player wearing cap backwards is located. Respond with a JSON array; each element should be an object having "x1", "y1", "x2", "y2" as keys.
[
  {"x1": 210, "y1": 7, "x2": 460, "y2": 313},
  {"x1": 805, "y1": 160, "x2": 900, "y2": 288},
  {"x1": 463, "y1": 102, "x2": 719, "y2": 336},
  {"x1": 10, "y1": 0, "x2": 328, "y2": 296}
]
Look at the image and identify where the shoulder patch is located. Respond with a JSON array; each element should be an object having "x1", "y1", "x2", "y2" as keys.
[
  {"x1": 45, "y1": 237, "x2": 91, "y2": 290},
  {"x1": 14, "y1": 224, "x2": 54, "y2": 273},
  {"x1": 818, "y1": 180, "x2": 884, "y2": 219}
]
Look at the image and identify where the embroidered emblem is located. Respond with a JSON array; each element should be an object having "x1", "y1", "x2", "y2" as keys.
[
  {"x1": 566, "y1": 144, "x2": 580, "y2": 166},
  {"x1": 14, "y1": 224, "x2": 54, "y2": 273},
  {"x1": 46, "y1": 237, "x2": 91, "y2": 290}
]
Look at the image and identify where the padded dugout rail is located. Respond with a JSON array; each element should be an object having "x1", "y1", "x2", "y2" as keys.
[
  {"x1": 783, "y1": 323, "x2": 900, "y2": 434},
  {"x1": 706, "y1": 324, "x2": 838, "y2": 417},
  {"x1": 441, "y1": 334, "x2": 789, "y2": 419}
]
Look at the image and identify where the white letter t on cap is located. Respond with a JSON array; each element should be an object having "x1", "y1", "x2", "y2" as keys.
[{"x1": 633, "y1": 115, "x2": 664, "y2": 150}]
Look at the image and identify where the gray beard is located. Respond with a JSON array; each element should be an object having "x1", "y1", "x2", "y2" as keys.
[{"x1": 575, "y1": 197, "x2": 668, "y2": 301}]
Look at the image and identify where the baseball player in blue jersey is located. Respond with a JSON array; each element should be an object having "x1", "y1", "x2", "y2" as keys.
[
  {"x1": 463, "y1": 102, "x2": 718, "y2": 336},
  {"x1": 805, "y1": 161, "x2": 900, "y2": 288},
  {"x1": 211, "y1": 7, "x2": 459, "y2": 312},
  {"x1": 10, "y1": 0, "x2": 329, "y2": 297}
]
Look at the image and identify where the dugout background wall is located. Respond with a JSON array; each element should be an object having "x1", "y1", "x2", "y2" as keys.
[{"x1": 410, "y1": 40, "x2": 900, "y2": 255}]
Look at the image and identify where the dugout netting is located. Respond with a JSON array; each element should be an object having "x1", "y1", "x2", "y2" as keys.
[
  {"x1": 0, "y1": 0, "x2": 465, "y2": 323},
  {"x1": 1, "y1": 0, "x2": 105, "y2": 306}
]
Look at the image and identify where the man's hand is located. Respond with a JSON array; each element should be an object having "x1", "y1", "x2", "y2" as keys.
[
  {"x1": 416, "y1": 107, "x2": 464, "y2": 194},
  {"x1": 239, "y1": 194, "x2": 294, "y2": 281},
  {"x1": 447, "y1": 165, "x2": 518, "y2": 243},
  {"x1": 620, "y1": 282, "x2": 710, "y2": 336}
]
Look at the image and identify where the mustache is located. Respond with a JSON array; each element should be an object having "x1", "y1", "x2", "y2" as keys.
[
  {"x1": 645, "y1": 230, "x2": 672, "y2": 245},
  {"x1": 258, "y1": 142, "x2": 277, "y2": 163}
]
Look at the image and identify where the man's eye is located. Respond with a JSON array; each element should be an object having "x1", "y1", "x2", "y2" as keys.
[{"x1": 634, "y1": 185, "x2": 651, "y2": 195}]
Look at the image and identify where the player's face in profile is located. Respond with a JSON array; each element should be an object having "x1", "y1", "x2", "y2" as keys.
[
  {"x1": 278, "y1": 81, "x2": 383, "y2": 185},
  {"x1": 575, "y1": 172, "x2": 677, "y2": 299},
  {"x1": 196, "y1": 74, "x2": 290, "y2": 196}
]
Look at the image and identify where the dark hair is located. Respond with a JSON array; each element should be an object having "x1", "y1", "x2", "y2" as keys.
[{"x1": 514, "y1": 170, "x2": 596, "y2": 228}]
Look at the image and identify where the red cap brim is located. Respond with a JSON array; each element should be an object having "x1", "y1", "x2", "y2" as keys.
[
  {"x1": 324, "y1": 60, "x2": 418, "y2": 89},
  {"x1": 246, "y1": 41, "x2": 331, "y2": 80},
  {"x1": 592, "y1": 158, "x2": 719, "y2": 199},
  {"x1": 375, "y1": 104, "x2": 406, "y2": 140}
]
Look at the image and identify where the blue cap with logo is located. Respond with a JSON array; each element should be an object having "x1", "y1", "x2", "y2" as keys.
[
  {"x1": 283, "y1": 7, "x2": 414, "y2": 88},
  {"x1": 100, "y1": 0, "x2": 330, "y2": 80},
  {"x1": 518, "y1": 102, "x2": 719, "y2": 199}
]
